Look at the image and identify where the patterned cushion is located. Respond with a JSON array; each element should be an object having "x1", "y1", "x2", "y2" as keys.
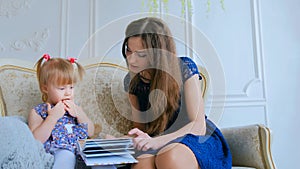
[
  {"x1": 0, "y1": 67, "x2": 40, "y2": 119},
  {"x1": 76, "y1": 64, "x2": 133, "y2": 137},
  {"x1": 221, "y1": 124, "x2": 275, "y2": 169}
]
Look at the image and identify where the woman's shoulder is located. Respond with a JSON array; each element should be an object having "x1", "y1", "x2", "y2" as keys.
[
  {"x1": 178, "y1": 57, "x2": 198, "y2": 72},
  {"x1": 178, "y1": 56, "x2": 202, "y2": 81},
  {"x1": 179, "y1": 56, "x2": 196, "y2": 63}
]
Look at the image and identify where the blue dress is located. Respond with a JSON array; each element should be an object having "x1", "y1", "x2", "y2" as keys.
[
  {"x1": 34, "y1": 103, "x2": 88, "y2": 154},
  {"x1": 124, "y1": 57, "x2": 232, "y2": 169}
]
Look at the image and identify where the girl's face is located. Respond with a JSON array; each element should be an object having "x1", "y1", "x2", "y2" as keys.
[
  {"x1": 125, "y1": 36, "x2": 151, "y2": 74},
  {"x1": 43, "y1": 83, "x2": 75, "y2": 104}
]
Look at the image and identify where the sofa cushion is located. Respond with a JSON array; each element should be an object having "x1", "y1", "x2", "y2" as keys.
[
  {"x1": 75, "y1": 64, "x2": 133, "y2": 137},
  {"x1": 221, "y1": 124, "x2": 275, "y2": 169},
  {"x1": 0, "y1": 66, "x2": 41, "y2": 118}
]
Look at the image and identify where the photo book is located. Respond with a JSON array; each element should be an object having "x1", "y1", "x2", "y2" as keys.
[{"x1": 77, "y1": 138, "x2": 138, "y2": 166}]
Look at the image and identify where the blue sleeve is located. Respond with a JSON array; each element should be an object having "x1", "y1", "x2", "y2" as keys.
[{"x1": 179, "y1": 57, "x2": 202, "y2": 83}]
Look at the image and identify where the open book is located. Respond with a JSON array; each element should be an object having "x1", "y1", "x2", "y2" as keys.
[{"x1": 77, "y1": 138, "x2": 138, "y2": 166}]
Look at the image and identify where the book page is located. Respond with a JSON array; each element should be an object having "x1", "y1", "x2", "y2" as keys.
[{"x1": 77, "y1": 138, "x2": 138, "y2": 166}]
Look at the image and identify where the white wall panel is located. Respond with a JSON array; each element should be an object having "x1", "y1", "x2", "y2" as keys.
[
  {"x1": 219, "y1": 106, "x2": 266, "y2": 127},
  {"x1": 68, "y1": 0, "x2": 90, "y2": 58},
  {"x1": 0, "y1": 0, "x2": 62, "y2": 62},
  {"x1": 192, "y1": 0, "x2": 268, "y2": 126}
]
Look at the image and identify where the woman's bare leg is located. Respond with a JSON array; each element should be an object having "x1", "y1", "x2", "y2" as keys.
[
  {"x1": 131, "y1": 154, "x2": 156, "y2": 169},
  {"x1": 155, "y1": 143, "x2": 200, "y2": 169}
]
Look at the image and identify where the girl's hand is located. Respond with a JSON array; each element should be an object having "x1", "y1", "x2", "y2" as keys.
[
  {"x1": 128, "y1": 128, "x2": 164, "y2": 151},
  {"x1": 63, "y1": 99, "x2": 81, "y2": 118},
  {"x1": 47, "y1": 101, "x2": 65, "y2": 120}
]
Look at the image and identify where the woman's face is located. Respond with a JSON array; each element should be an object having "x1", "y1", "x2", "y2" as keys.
[{"x1": 125, "y1": 36, "x2": 151, "y2": 74}]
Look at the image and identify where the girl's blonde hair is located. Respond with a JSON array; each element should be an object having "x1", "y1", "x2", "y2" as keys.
[
  {"x1": 35, "y1": 55, "x2": 85, "y2": 102},
  {"x1": 122, "y1": 17, "x2": 182, "y2": 136}
]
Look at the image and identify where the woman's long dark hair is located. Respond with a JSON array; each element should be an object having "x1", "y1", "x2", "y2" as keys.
[{"x1": 122, "y1": 17, "x2": 182, "y2": 136}]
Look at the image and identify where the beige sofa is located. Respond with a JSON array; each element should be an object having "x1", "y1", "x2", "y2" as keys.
[{"x1": 0, "y1": 59, "x2": 276, "y2": 169}]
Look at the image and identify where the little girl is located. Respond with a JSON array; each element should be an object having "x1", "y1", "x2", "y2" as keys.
[{"x1": 28, "y1": 54, "x2": 95, "y2": 169}]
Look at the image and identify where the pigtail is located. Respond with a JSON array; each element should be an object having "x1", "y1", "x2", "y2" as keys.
[
  {"x1": 35, "y1": 55, "x2": 50, "y2": 102},
  {"x1": 35, "y1": 57, "x2": 44, "y2": 83},
  {"x1": 68, "y1": 57, "x2": 85, "y2": 82},
  {"x1": 74, "y1": 62, "x2": 85, "y2": 81}
]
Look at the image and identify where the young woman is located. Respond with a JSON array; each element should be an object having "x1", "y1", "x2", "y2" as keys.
[
  {"x1": 28, "y1": 54, "x2": 95, "y2": 169},
  {"x1": 122, "y1": 17, "x2": 232, "y2": 169}
]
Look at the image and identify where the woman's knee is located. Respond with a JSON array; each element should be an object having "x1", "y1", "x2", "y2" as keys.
[
  {"x1": 132, "y1": 154, "x2": 155, "y2": 169},
  {"x1": 155, "y1": 143, "x2": 199, "y2": 169}
]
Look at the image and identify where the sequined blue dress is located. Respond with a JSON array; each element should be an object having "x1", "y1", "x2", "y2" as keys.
[{"x1": 124, "y1": 57, "x2": 232, "y2": 169}]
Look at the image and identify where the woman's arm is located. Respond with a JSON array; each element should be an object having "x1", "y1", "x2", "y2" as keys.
[
  {"x1": 181, "y1": 74, "x2": 206, "y2": 135},
  {"x1": 129, "y1": 74, "x2": 206, "y2": 151}
]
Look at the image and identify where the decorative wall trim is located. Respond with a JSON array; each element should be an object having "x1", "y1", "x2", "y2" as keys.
[
  {"x1": 184, "y1": 0, "x2": 193, "y2": 57},
  {"x1": 251, "y1": 0, "x2": 269, "y2": 125},
  {"x1": 251, "y1": 0, "x2": 267, "y2": 99},
  {"x1": 59, "y1": 0, "x2": 69, "y2": 57},
  {"x1": 89, "y1": 0, "x2": 96, "y2": 58},
  {"x1": 205, "y1": 0, "x2": 266, "y2": 100},
  {"x1": 0, "y1": 0, "x2": 32, "y2": 17},
  {"x1": 206, "y1": 97, "x2": 266, "y2": 107},
  {"x1": 205, "y1": 0, "x2": 269, "y2": 125},
  {"x1": 9, "y1": 28, "x2": 49, "y2": 52}
]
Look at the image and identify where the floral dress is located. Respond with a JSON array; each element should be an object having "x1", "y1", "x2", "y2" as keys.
[
  {"x1": 34, "y1": 103, "x2": 88, "y2": 154},
  {"x1": 124, "y1": 57, "x2": 232, "y2": 169}
]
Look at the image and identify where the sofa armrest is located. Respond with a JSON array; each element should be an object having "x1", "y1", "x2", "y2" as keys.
[
  {"x1": 0, "y1": 86, "x2": 6, "y2": 117},
  {"x1": 221, "y1": 124, "x2": 276, "y2": 169}
]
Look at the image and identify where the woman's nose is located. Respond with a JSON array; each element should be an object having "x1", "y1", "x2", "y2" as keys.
[{"x1": 127, "y1": 53, "x2": 137, "y2": 63}]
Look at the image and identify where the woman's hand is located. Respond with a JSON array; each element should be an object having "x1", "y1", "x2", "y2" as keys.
[{"x1": 128, "y1": 128, "x2": 165, "y2": 151}]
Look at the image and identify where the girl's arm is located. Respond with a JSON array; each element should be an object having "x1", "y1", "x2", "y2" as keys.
[
  {"x1": 28, "y1": 105, "x2": 60, "y2": 143},
  {"x1": 74, "y1": 106, "x2": 95, "y2": 138}
]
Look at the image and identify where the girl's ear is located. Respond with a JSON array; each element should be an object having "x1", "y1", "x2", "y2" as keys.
[{"x1": 41, "y1": 84, "x2": 48, "y2": 93}]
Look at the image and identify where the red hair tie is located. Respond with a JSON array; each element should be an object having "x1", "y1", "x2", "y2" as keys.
[
  {"x1": 43, "y1": 54, "x2": 50, "y2": 61},
  {"x1": 68, "y1": 57, "x2": 77, "y2": 63}
]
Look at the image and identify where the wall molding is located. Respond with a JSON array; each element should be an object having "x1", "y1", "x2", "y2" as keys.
[
  {"x1": 205, "y1": 0, "x2": 266, "y2": 101},
  {"x1": 59, "y1": 0, "x2": 69, "y2": 57},
  {"x1": 0, "y1": 28, "x2": 49, "y2": 52},
  {"x1": 0, "y1": 0, "x2": 32, "y2": 18},
  {"x1": 89, "y1": 0, "x2": 96, "y2": 58},
  {"x1": 10, "y1": 28, "x2": 49, "y2": 52},
  {"x1": 204, "y1": 0, "x2": 269, "y2": 125}
]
